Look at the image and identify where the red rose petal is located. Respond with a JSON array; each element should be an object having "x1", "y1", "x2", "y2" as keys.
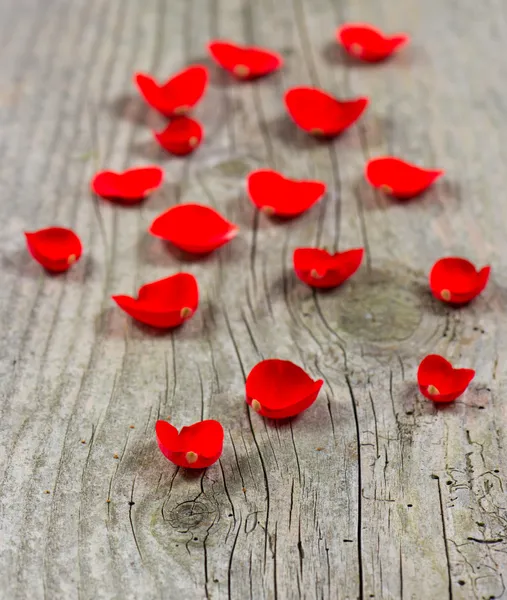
[
  {"x1": 156, "y1": 419, "x2": 224, "y2": 469},
  {"x1": 149, "y1": 203, "x2": 239, "y2": 254},
  {"x1": 134, "y1": 65, "x2": 208, "y2": 118},
  {"x1": 429, "y1": 257, "x2": 490, "y2": 306},
  {"x1": 337, "y1": 23, "x2": 409, "y2": 62},
  {"x1": 417, "y1": 354, "x2": 475, "y2": 403},
  {"x1": 112, "y1": 272, "x2": 198, "y2": 328},
  {"x1": 247, "y1": 169, "x2": 326, "y2": 218},
  {"x1": 245, "y1": 359, "x2": 323, "y2": 419},
  {"x1": 208, "y1": 40, "x2": 283, "y2": 79},
  {"x1": 293, "y1": 247, "x2": 364, "y2": 289},
  {"x1": 154, "y1": 117, "x2": 203, "y2": 156},
  {"x1": 365, "y1": 157, "x2": 444, "y2": 199},
  {"x1": 24, "y1": 227, "x2": 82, "y2": 272},
  {"x1": 91, "y1": 166, "x2": 163, "y2": 204},
  {"x1": 284, "y1": 87, "x2": 368, "y2": 137}
]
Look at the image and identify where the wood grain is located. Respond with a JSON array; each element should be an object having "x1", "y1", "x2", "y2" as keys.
[{"x1": 1, "y1": 0, "x2": 506, "y2": 598}]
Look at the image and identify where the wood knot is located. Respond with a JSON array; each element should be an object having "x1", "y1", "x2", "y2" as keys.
[{"x1": 167, "y1": 500, "x2": 215, "y2": 531}]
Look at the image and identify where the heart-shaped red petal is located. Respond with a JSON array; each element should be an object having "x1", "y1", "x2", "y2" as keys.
[
  {"x1": 293, "y1": 247, "x2": 364, "y2": 289},
  {"x1": 91, "y1": 166, "x2": 163, "y2": 204},
  {"x1": 247, "y1": 169, "x2": 326, "y2": 218},
  {"x1": 365, "y1": 157, "x2": 444, "y2": 199},
  {"x1": 417, "y1": 354, "x2": 475, "y2": 403},
  {"x1": 149, "y1": 203, "x2": 239, "y2": 254},
  {"x1": 245, "y1": 359, "x2": 323, "y2": 419},
  {"x1": 24, "y1": 227, "x2": 82, "y2": 272},
  {"x1": 429, "y1": 257, "x2": 490, "y2": 305},
  {"x1": 284, "y1": 87, "x2": 368, "y2": 137},
  {"x1": 208, "y1": 40, "x2": 283, "y2": 79},
  {"x1": 134, "y1": 65, "x2": 208, "y2": 118},
  {"x1": 154, "y1": 117, "x2": 203, "y2": 156},
  {"x1": 337, "y1": 23, "x2": 409, "y2": 62},
  {"x1": 156, "y1": 419, "x2": 224, "y2": 469},
  {"x1": 112, "y1": 272, "x2": 199, "y2": 328}
]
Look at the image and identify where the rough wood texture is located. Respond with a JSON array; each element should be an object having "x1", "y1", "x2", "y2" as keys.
[{"x1": 1, "y1": 0, "x2": 506, "y2": 598}]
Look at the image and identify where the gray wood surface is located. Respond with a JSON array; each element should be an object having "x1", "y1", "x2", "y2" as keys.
[{"x1": 1, "y1": 0, "x2": 507, "y2": 598}]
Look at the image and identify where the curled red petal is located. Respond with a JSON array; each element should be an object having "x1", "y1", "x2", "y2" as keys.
[
  {"x1": 91, "y1": 166, "x2": 163, "y2": 204},
  {"x1": 417, "y1": 354, "x2": 475, "y2": 403},
  {"x1": 24, "y1": 227, "x2": 82, "y2": 272},
  {"x1": 149, "y1": 203, "x2": 239, "y2": 254},
  {"x1": 134, "y1": 66, "x2": 208, "y2": 117},
  {"x1": 156, "y1": 419, "x2": 224, "y2": 469},
  {"x1": 365, "y1": 157, "x2": 444, "y2": 199},
  {"x1": 208, "y1": 40, "x2": 283, "y2": 79},
  {"x1": 337, "y1": 23, "x2": 409, "y2": 62},
  {"x1": 429, "y1": 257, "x2": 490, "y2": 305},
  {"x1": 245, "y1": 359, "x2": 323, "y2": 419},
  {"x1": 284, "y1": 87, "x2": 368, "y2": 137},
  {"x1": 247, "y1": 169, "x2": 326, "y2": 218},
  {"x1": 154, "y1": 117, "x2": 203, "y2": 156},
  {"x1": 112, "y1": 272, "x2": 199, "y2": 328},
  {"x1": 293, "y1": 247, "x2": 364, "y2": 289}
]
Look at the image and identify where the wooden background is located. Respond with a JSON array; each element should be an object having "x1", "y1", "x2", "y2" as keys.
[{"x1": 1, "y1": 0, "x2": 507, "y2": 598}]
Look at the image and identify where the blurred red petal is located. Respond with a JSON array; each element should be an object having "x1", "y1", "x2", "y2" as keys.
[
  {"x1": 337, "y1": 23, "x2": 409, "y2": 62},
  {"x1": 429, "y1": 257, "x2": 490, "y2": 305},
  {"x1": 24, "y1": 227, "x2": 82, "y2": 272},
  {"x1": 417, "y1": 354, "x2": 475, "y2": 403},
  {"x1": 91, "y1": 166, "x2": 163, "y2": 204},
  {"x1": 154, "y1": 117, "x2": 203, "y2": 156},
  {"x1": 208, "y1": 40, "x2": 282, "y2": 79},
  {"x1": 365, "y1": 157, "x2": 443, "y2": 199},
  {"x1": 112, "y1": 272, "x2": 198, "y2": 328},
  {"x1": 149, "y1": 203, "x2": 239, "y2": 254},
  {"x1": 134, "y1": 66, "x2": 208, "y2": 117},
  {"x1": 156, "y1": 419, "x2": 224, "y2": 469},
  {"x1": 293, "y1": 247, "x2": 364, "y2": 288},
  {"x1": 247, "y1": 169, "x2": 326, "y2": 217},
  {"x1": 245, "y1": 359, "x2": 323, "y2": 419},
  {"x1": 284, "y1": 87, "x2": 368, "y2": 137}
]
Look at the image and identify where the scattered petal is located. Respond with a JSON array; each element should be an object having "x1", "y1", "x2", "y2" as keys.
[
  {"x1": 91, "y1": 166, "x2": 163, "y2": 204},
  {"x1": 112, "y1": 273, "x2": 198, "y2": 328},
  {"x1": 284, "y1": 87, "x2": 368, "y2": 137},
  {"x1": 149, "y1": 203, "x2": 239, "y2": 254},
  {"x1": 429, "y1": 257, "x2": 490, "y2": 305},
  {"x1": 134, "y1": 66, "x2": 208, "y2": 117},
  {"x1": 245, "y1": 359, "x2": 323, "y2": 419},
  {"x1": 337, "y1": 23, "x2": 409, "y2": 62},
  {"x1": 365, "y1": 157, "x2": 444, "y2": 199},
  {"x1": 247, "y1": 169, "x2": 326, "y2": 218},
  {"x1": 208, "y1": 40, "x2": 283, "y2": 79},
  {"x1": 156, "y1": 419, "x2": 224, "y2": 468},
  {"x1": 417, "y1": 354, "x2": 475, "y2": 403},
  {"x1": 293, "y1": 247, "x2": 364, "y2": 289},
  {"x1": 154, "y1": 117, "x2": 203, "y2": 156},
  {"x1": 24, "y1": 227, "x2": 82, "y2": 272}
]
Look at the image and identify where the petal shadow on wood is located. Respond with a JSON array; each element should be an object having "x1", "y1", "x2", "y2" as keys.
[
  {"x1": 321, "y1": 40, "x2": 420, "y2": 69},
  {"x1": 130, "y1": 138, "x2": 172, "y2": 162},
  {"x1": 268, "y1": 113, "x2": 335, "y2": 151},
  {"x1": 455, "y1": 384, "x2": 491, "y2": 410},
  {"x1": 144, "y1": 182, "x2": 183, "y2": 212},
  {"x1": 138, "y1": 230, "x2": 249, "y2": 267},
  {"x1": 1, "y1": 247, "x2": 95, "y2": 281},
  {"x1": 2, "y1": 247, "x2": 51, "y2": 279},
  {"x1": 108, "y1": 93, "x2": 165, "y2": 129},
  {"x1": 95, "y1": 298, "x2": 218, "y2": 339},
  {"x1": 184, "y1": 56, "x2": 236, "y2": 89},
  {"x1": 354, "y1": 173, "x2": 459, "y2": 213},
  {"x1": 321, "y1": 40, "x2": 380, "y2": 69}
]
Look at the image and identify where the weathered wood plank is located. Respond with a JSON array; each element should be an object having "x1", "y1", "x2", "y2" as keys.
[{"x1": 1, "y1": 0, "x2": 507, "y2": 598}]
